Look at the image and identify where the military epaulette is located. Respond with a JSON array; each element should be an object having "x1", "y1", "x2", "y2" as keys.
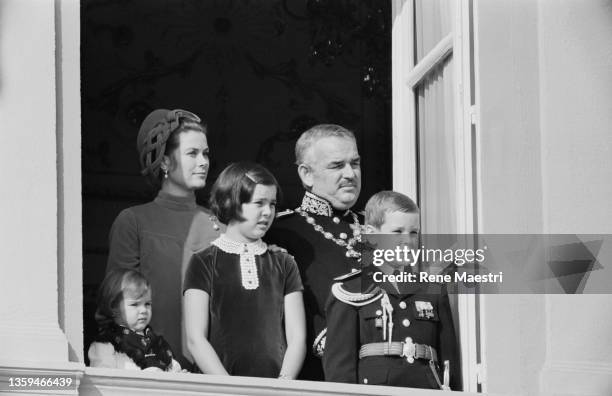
[
  {"x1": 333, "y1": 268, "x2": 362, "y2": 281},
  {"x1": 275, "y1": 209, "x2": 294, "y2": 219},
  {"x1": 331, "y1": 282, "x2": 383, "y2": 307}
]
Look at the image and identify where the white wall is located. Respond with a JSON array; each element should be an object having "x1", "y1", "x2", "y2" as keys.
[
  {"x1": 476, "y1": 0, "x2": 543, "y2": 235},
  {"x1": 538, "y1": 1, "x2": 612, "y2": 233},
  {"x1": 538, "y1": 1, "x2": 612, "y2": 394},
  {"x1": 475, "y1": 0, "x2": 612, "y2": 395},
  {"x1": 475, "y1": 0, "x2": 545, "y2": 391},
  {"x1": 0, "y1": 0, "x2": 68, "y2": 362}
]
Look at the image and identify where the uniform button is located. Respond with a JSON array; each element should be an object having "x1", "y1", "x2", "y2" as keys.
[
  {"x1": 402, "y1": 319, "x2": 411, "y2": 327},
  {"x1": 399, "y1": 301, "x2": 407, "y2": 309},
  {"x1": 376, "y1": 310, "x2": 382, "y2": 316},
  {"x1": 363, "y1": 378, "x2": 368, "y2": 384}
]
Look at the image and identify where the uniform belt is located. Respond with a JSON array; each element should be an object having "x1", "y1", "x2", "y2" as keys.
[{"x1": 358, "y1": 337, "x2": 438, "y2": 364}]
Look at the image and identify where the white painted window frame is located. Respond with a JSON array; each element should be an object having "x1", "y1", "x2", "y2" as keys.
[
  {"x1": 391, "y1": 0, "x2": 481, "y2": 392},
  {"x1": 57, "y1": 0, "x2": 483, "y2": 393}
]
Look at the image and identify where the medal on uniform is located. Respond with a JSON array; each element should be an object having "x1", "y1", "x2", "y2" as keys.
[
  {"x1": 415, "y1": 300, "x2": 435, "y2": 319},
  {"x1": 424, "y1": 301, "x2": 434, "y2": 319},
  {"x1": 415, "y1": 301, "x2": 426, "y2": 318},
  {"x1": 374, "y1": 309, "x2": 383, "y2": 328}
]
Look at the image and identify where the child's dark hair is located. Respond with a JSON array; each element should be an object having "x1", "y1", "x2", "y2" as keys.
[
  {"x1": 365, "y1": 190, "x2": 419, "y2": 229},
  {"x1": 209, "y1": 162, "x2": 282, "y2": 224},
  {"x1": 95, "y1": 268, "x2": 151, "y2": 326}
]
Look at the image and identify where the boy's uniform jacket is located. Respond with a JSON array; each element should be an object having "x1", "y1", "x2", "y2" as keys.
[{"x1": 323, "y1": 269, "x2": 460, "y2": 390}]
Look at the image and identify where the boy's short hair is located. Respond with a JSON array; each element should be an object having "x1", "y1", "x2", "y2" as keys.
[
  {"x1": 365, "y1": 190, "x2": 419, "y2": 229},
  {"x1": 96, "y1": 268, "x2": 150, "y2": 325},
  {"x1": 209, "y1": 162, "x2": 282, "y2": 225}
]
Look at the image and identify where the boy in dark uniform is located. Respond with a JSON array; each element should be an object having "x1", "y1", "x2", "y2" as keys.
[
  {"x1": 323, "y1": 191, "x2": 460, "y2": 389},
  {"x1": 266, "y1": 124, "x2": 363, "y2": 380}
]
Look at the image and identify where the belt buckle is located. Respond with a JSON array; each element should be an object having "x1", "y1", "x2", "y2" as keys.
[{"x1": 402, "y1": 337, "x2": 415, "y2": 363}]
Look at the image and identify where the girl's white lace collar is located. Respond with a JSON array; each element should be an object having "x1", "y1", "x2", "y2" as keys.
[{"x1": 212, "y1": 234, "x2": 267, "y2": 290}]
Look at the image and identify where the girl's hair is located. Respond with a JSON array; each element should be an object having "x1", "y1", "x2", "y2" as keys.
[
  {"x1": 209, "y1": 162, "x2": 282, "y2": 224},
  {"x1": 365, "y1": 190, "x2": 419, "y2": 229},
  {"x1": 95, "y1": 268, "x2": 151, "y2": 326}
]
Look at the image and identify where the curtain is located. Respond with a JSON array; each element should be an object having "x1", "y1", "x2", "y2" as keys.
[
  {"x1": 416, "y1": 55, "x2": 456, "y2": 234},
  {"x1": 414, "y1": 0, "x2": 456, "y2": 234},
  {"x1": 414, "y1": 0, "x2": 452, "y2": 62}
]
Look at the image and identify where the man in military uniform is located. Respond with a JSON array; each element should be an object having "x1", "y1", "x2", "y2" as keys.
[
  {"x1": 265, "y1": 124, "x2": 363, "y2": 381},
  {"x1": 322, "y1": 191, "x2": 460, "y2": 389}
]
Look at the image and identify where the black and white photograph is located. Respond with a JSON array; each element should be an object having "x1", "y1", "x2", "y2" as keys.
[{"x1": 1, "y1": 0, "x2": 612, "y2": 395}]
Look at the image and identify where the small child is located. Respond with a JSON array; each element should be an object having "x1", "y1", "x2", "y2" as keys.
[
  {"x1": 183, "y1": 162, "x2": 306, "y2": 379},
  {"x1": 323, "y1": 191, "x2": 459, "y2": 389},
  {"x1": 88, "y1": 268, "x2": 182, "y2": 371}
]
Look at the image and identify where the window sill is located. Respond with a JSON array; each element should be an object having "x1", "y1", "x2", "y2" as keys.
[
  {"x1": 2, "y1": 361, "x2": 482, "y2": 395},
  {"x1": 82, "y1": 367, "x2": 476, "y2": 396}
]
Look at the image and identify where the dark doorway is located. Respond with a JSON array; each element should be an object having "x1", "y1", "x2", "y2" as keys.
[{"x1": 81, "y1": 0, "x2": 392, "y2": 362}]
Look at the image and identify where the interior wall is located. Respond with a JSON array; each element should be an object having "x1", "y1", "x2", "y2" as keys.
[{"x1": 537, "y1": 0, "x2": 612, "y2": 394}]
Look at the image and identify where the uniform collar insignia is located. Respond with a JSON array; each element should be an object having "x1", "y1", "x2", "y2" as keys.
[{"x1": 301, "y1": 191, "x2": 334, "y2": 216}]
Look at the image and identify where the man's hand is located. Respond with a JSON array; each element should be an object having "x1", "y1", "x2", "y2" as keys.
[{"x1": 268, "y1": 244, "x2": 290, "y2": 255}]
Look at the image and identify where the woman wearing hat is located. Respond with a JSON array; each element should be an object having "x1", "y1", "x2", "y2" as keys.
[{"x1": 105, "y1": 109, "x2": 224, "y2": 369}]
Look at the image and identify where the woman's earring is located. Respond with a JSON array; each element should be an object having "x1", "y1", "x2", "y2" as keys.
[{"x1": 163, "y1": 168, "x2": 168, "y2": 179}]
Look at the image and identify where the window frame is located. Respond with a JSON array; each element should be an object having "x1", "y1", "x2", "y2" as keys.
[
  {"x1": 391, "y1": 0, "x2": 481, "y2": 391},
  {"x1": 58, "y1": 0, "x2": 478, "y2": 393}
]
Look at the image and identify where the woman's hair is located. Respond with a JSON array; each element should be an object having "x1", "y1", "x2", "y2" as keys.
[
  {"x1": 95, "y1": 268, "x2": 151, "y2": 326},
  {"x1": 209, "y1": 162, "x2": 282, "y2": 224},
  {"x1": 136, "y1": 109, "x2": 206, "y2": 187},
  {"x1": 365, "y1": 190, "x2": 419, "y2": 229}
]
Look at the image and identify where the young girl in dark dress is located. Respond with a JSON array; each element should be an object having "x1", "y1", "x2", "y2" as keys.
[{"x1": 183, "y1": 162, "x2": 306, "y2": 379}]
